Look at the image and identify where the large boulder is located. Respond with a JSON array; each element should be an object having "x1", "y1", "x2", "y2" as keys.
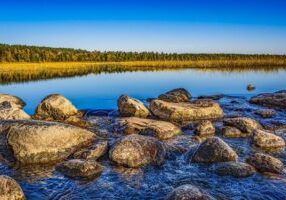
[
  {"x1": 109, "y1": 134, "x2": 166, "y2": 168},
  {"x1": 253, "y1": 129, "x2": 285, "y2": 149},
  {"x1": 114, "y1": 117, "x2": 182, "y2": 140},
  {"x1": 73, "y1": 141, "x2": 108, "y2": 160},
  {"x1": 118, "y1": 95, "x2": 150, "y2": 118},
  {"x1": 166, "y1": 184, "x2": 214, "y2": 200},
  {"x1": 1, "y1": 120, "x2": 95, "y2": 164},
  {"x1": 213, "y1": 162, "x2": 255, "y2": 177},
  {"x1": 34, "y1": 94, "x2": 78, "y2": 121},
  {"x1": 223, "y1": 117, "x2": 262, "y2": 134},
  {"x1": 0, "y1": 94, "x2": 26, "y2": 109},
  {"x1": 158, "y1": 88, "x2": 191, "y2": 103},
  {"x1": 250, "y1": 90, "x2": 286, "y2": 108},
  {"x1": 0, "y1": 176, "x2": 25, "y2": 200},
  {"x1": 57, "y1": 159, "x2": 104, "y2": 178},
  {"x1": 246, "y1": 153, "x2": 284, "y2": 174},
  {"x1": 150, "y1": 99, "x2": 224, "y2": 125},
  {"x1": 0, "y1": 101, "x2": 30, "y2": 120},
  {"x1": 195, "y1": 120, "x2": 215, "y2": 137},
  {"x1": 192, "y1": 137, "x2": 238, "y2": 163}
]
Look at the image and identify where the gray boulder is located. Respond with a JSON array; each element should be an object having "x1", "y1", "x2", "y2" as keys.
[
  {"x1": 250, "y1": 90, "x2": 286, "y2": 108},
  {"x1": 118, "y1": 95, "x2": 150, "y2": 118},
  {"x1": 213, "y1": 162, "x2": 255, "y2": 177},
  {"x1": 158, "y1": 88, "x2": 191, "y2": 103}
]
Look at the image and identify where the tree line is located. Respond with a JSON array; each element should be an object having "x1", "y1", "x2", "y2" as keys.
[{"x1": 1, "y1": 43, "x2": 285, "y2": 62}]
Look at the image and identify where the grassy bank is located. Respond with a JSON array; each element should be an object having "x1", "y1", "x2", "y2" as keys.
[{"x1": 1, "y1": 59, "x2": 286, "y2": 84}]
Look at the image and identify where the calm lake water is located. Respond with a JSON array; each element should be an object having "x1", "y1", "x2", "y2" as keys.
[{"x1": 0, "y1": 68, "x2": 285, "y2": 114}]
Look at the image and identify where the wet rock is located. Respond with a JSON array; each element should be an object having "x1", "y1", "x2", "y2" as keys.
[
  {"x1": 158, "y1": 88, "x2": 191, "y2": 103},
  {"x1": 118, "y1": 95, "x2": 150, "y2": 118},
  {"x1": 247, "y1": 84, "x2": 256, "y2": 91},
  {"x1": 223, "y1": 117, "x2": 262, "y2": 134},
  {"x1": 192, "y1": 137, "x2": 238, "y2": 163},
  {"x1": 195, "y1": 120, "x2": 216, "y2": 137},
  {"x1": 0, "y1": 93, "x2": 26, "y2": 109},
  {"x1": 150, "y1": 99, "x2": 224, "y2": 126},
  {"x1": 0, "y1": 101, "x2": 31, "y2": 120},
  {"x1": 73, "y1": 141, "x2": 108, "y2": 160},
  {"x1": 222, "y1": 126, "x2": 249, "y2": 138},
  {"x1": 164, "y1": 135, "x2": 201, "y2": 153},
  {"x1": 246, "y1": 153, "x2": 284, "y2": 174},
  {"x1": 250, "y1": 90, "x2": 286, "y2": 108},
  {"x1": 213, "y1": 162, "x2": 255, "y2": 177},
  {"x1": 57, "y1": 159, "x2": 104, "y2": 178},
  {"x1": 114, "y1": 117, "x2": 182, "y2": 140},
  {"x1": 0, "y1": 175, "x2": 25, "y2": 200},
  {"x1": 34, "y1": 94, "x2": 78, "y2": 121},
  {"x1": 253, "y1": 129, "x2": 285, "y2": 149},
  {"x1": 166, "y1": 184, "x2": 214, "y2": 200},
  {"x1": 109, "y1": 134, "x2": 166, "y2": 168},
  {"x1": 255, "y1": 109, "x2": 276, "y2": 118},
  {"x1": 2, "y1": 120, "x2": 95, "y2": 164}
]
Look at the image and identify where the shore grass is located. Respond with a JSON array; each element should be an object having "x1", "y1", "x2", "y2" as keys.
[{"x1": 1, "y1": 59, "x2": 286, "y2": 84}]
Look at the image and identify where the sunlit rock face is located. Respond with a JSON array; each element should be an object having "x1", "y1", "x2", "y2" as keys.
[
  {"x1": 117, "y1": 95, "x2": 150, "y2": 118},
  {"x1": 0, "y1": 175, "x2": 25, "y2": 200},
  {"x1": 109, "y1": 134, "x2": 166, "y2": 168},
  {"x1": 0, "y1": 101, "x2": 31, "y2": 120},
  {"x1": 1, "y1": 120, "x2": 95, "y2": 164},
  {"x1": 150, "y1": 99, "x2": 224, "y2": 125},
  {"x1": 223, "y1": 117, "x2": 263, "y2": 134},
  {"x1": 0, "y1": 93, "x2": 26, "y2": 109},
  {"x1": 252, "y1": 129, "x2": 285, "y2": 149},
  {"x1": 158, "y1": 88, "x2": 192, "y2": 103}
]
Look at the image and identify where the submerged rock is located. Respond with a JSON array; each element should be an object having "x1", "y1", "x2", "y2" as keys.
[
  {"x1": 150, "y1": 99, "x2": 224, "y2": 125},
  {"x1": 2, "y1": 120, "x2": 95, "y2": 164},
  {"x1": 213, "y1": 162, "x2": 255, "y2": 177},
  {"x1": 250, "y1": 90, "x2": 286, "y2": 108},
  {"x1": 0, "y1": 93, "x2": 26, "y2": 109},
  {"x1": 0, "y1": 101, "x2": 31, "y2": 120},
  {"x1": 158, "y1": 88, "x2": 191, "y2": 103},
  {"x1": 195, "y1": 120, "x2": 216, "y2": 137},
  {"x1": 0, "y1": 175, "x2": 25, "y2": 200},
  {"x1": 73, "y1": 141, "x2": 108, "y2": 160},
  {"x1": 246, "y1": 153, "x2": 284, "y2": 174},
  {"x1": 166, "y1": 184, "x2": 214, "y2": 200},
  {"x1": 223, "y1": 117, "x2": 262, "y2": 134},
  {"x1": 255, "y1": 109, "x2": 276, "y2": 118},
  {"x1": 57, "y1": 159, "x2": 104, "y2": 178},
  {"x1": 109, "y1": 134, "x2": 166, "y2": 168},
  {"x1": 253, "y1": 129, "x2": 285, "y2": 149},
  {"x1": 34, "y1": 94, "x2": 78, "y2": 121},
  {"x1": 118, "y1": 95, "x2": 150, "y2": 118},
  {"x1": 114, "y1": 117, "x2": 182, "y2": 140},
  {"x1": 192, "y1": 137, "x2": 238, "y2": 163},
  {"x1": 222, "y1": 126, "x2": 249, "y2": 138}
]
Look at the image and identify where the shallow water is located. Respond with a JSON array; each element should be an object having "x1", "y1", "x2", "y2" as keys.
[
  {"x1": 1, "y1": 69, "x2": 286, "y2": 199},
  {"x1": 0, "y1": 68, "x2": 285, "y2": 114}
]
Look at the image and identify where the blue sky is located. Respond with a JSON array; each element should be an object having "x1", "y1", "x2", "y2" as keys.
[{"x1": 1, "y1": 0, "x2": 286, "y2": 53}]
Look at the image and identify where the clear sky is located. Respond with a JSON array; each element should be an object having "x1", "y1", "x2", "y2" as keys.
[{"x1": 1, "y1": 0, "x2": 286, "y2": 54}]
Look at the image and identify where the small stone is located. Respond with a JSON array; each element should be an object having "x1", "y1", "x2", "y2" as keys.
[
  {"x1": 192, "y1": 137, "x2": 238, "y2": 163},
  {"x1": 255, "y1": 109, "x2": 276, "y2": 118},
  {"x1": 223, "y1": 117, "x2": 262, "y2": 133},
  {"x1": 222, "y1": 126, "x2": 249, "y2": 138},
  {"x1": 158, "y1": 88, "x2": 191, "y2": 103},
  {"x1": 195, "y1": 120, "x2": 216, "y2": 137},
  {"x1": 166, "y1": 184, "x2": 214, "y2": 200},
  {"x1": 0, "y1": 175, "x2": 25, "y2": 200},
  {"x1": 246, "y1": 153, "x2": 284, "y2": 174},
  {"x1": 73, "y1": 141, "x2": 108, "y2": 160},
  {"x1": 253, "y1": 129, "x2": 285, "y2": 149},
  {"x1": 213, "y1": 162, "x2": 256, "y2": 177},
  {"x1": 247, "y1": 84, "x2": 256, "y2": 91},
  {"x1": 57, "y1": 159, "x2": 104, "y2": 178},
  {"x1": 117, "y1": 95, "x2": 150, "y2": 118}
]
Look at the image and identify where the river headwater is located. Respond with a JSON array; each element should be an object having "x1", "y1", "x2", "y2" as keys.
[{"x1": 0, "y1": 68, "x2": 286, "y2": 199}]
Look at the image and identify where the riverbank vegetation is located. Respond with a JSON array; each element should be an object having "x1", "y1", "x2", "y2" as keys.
[{"x1": 1, "y1": 44, "x2": 286, "y2": 84}]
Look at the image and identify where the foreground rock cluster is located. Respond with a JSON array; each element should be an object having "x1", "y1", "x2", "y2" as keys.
[{"x1": 0, "y1": 88, "x2": 285, "y2": 199}]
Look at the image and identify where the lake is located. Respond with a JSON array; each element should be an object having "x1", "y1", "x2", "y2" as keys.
[{"x1": 0, "y1": 68, "x2": 285, "y2": 114}]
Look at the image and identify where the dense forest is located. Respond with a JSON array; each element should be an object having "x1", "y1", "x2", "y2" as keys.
[{"x1": 1, "y1": 43, "x2": 286, "y2": 62}]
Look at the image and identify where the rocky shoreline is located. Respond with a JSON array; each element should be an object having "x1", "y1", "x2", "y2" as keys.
[{"x1": 0, "y1": 89, "x2": 286, "y2": 199}]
